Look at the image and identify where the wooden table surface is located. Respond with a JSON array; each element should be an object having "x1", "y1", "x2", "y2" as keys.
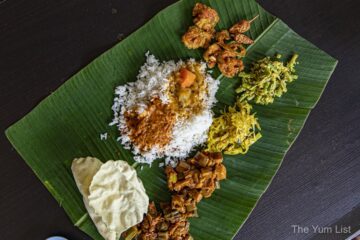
[{"x1": 1, "y1": 0, "x2": 360, "y2": 239}]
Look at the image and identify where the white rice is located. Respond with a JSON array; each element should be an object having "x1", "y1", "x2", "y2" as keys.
[
  {"x1": 110, "y1": 52, "x2": 219, "y2": 165},
  {"x1": 100, "y1": 132, "x2": 108, "y2": 141}
]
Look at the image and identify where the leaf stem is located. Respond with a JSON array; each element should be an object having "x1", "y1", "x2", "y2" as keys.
[{"x1": 74, "y1": 213, "x2": 89, "y2": 227}]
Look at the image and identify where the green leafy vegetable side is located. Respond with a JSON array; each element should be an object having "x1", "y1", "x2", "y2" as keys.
[{"x1": 236, "y1": 54, "x2": 299, "y2": 105}]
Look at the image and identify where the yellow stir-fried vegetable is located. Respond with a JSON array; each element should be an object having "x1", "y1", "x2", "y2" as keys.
[
  {"x1": 206, "y1": 100, "x2": 261, "y2": 155},
  {"x1": 236, "y1": 54, "x2": 299, "y2": 105}
]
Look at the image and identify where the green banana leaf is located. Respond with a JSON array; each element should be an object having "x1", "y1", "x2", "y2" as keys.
[{"x1": 5, "y1": 0, "x2": 337, "y2": 239}]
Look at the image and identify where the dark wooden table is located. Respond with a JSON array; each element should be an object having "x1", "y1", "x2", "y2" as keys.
[{"x1": 1, "y1": 0, "x2": 360, "y2": 239}]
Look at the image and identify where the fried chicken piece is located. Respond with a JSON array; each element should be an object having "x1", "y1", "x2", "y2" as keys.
[
  {"x1": 215, "y1": 30, "x2": 230, "y2": 44},
  {"x1": 182, "y1": 26, "x2": 213, "y2": 49},
  {"x1": 221, "y1": 41, "x2": 246, "y2": 53},
  {"x1": 218, "y1": 49, "x2": 238, "y2": 59},
  {"x1": 229, "y1": 15, "x2": 258, "y2": 34},
  {"x1": 203, "y1": 43, "x2": 221, "y2": 68},
  {"x1": 192, "y1": 3, "x2": 220, "y2": 31},
  {"x1": 217, "y1": 51, "x2": 244, "y2": 78},
  {"x1": 233, "y1": 33, "x2": 254, "y2": 45},
  {"x1": 219, "y1": 42, "x2": 246, "y2": 57}
]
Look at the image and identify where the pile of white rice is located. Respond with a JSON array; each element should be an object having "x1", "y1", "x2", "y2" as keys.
[{"x1": 110, "y1": 52, "x2": 219, "y2": 166}]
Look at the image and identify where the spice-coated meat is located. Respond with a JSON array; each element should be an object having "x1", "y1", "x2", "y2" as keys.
[
  {"x1": 182, "y1": 26, "x2": 213, "y2": 49},
  {"x1": 229, "y1": 15, "x2": 258, "y2": 34},
  {"x1": 215, "y1": 30, "x2": 230, "y2": 44},
  {"x1": 192, "y1": 3, "x2": 220, "y2": 31},
  {"x1": 217, "y1": 51, "x2": 244, "y2": 78},
  {"x1": 203, "y1": 43, "x2": 222, "y2": 68},
  {"x1": 234, "y1": 33, "x2": 254, "y2": 45}
]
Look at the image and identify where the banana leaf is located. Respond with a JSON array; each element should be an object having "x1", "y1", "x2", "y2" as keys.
[{"x1": 5, "y1": 0, "x2": 337, "y2": 239}]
